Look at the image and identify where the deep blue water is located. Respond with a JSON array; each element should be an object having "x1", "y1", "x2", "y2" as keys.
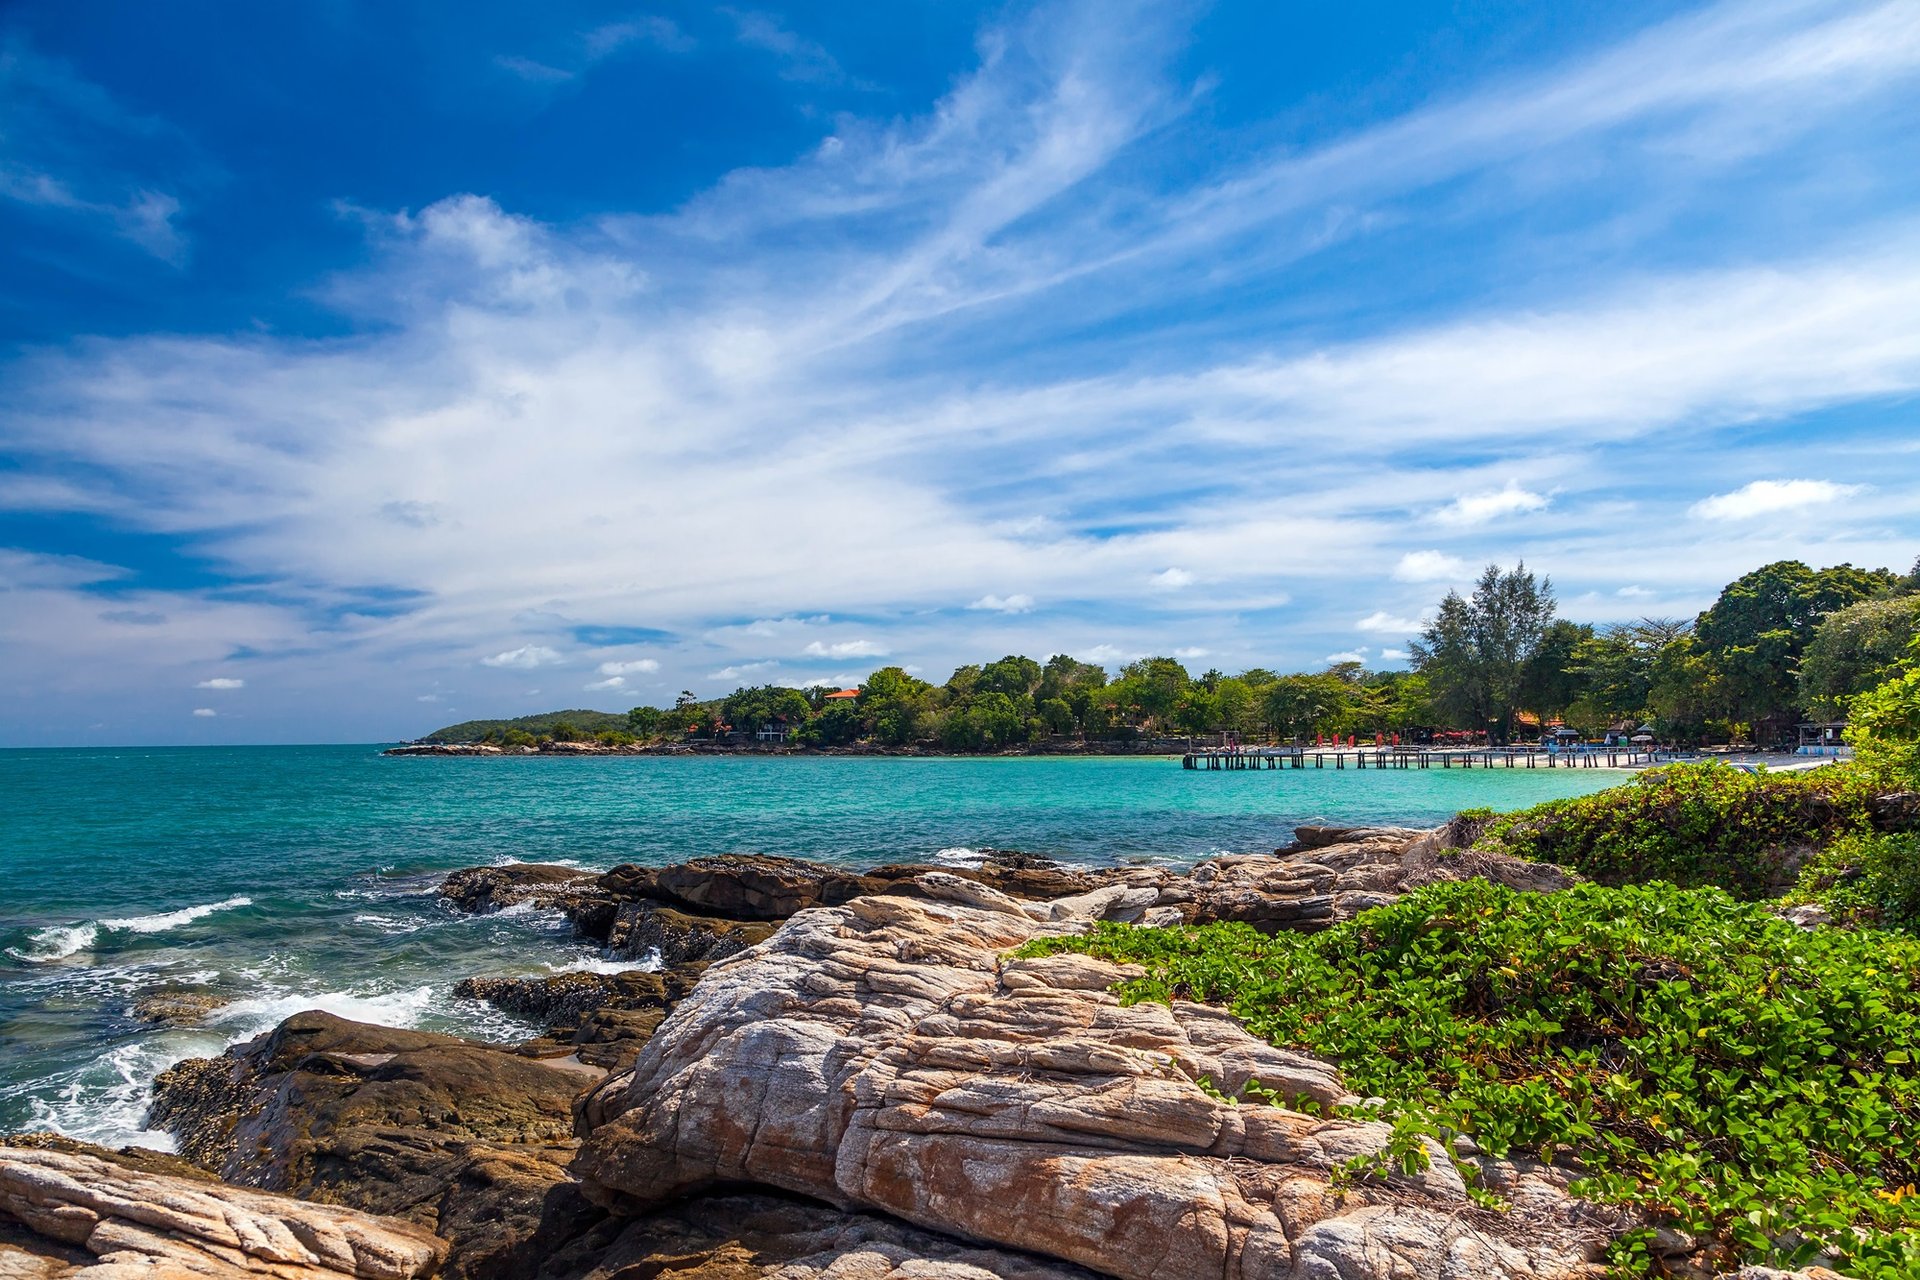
[{"x1": 0, "y1": 745, "x2": 1621, "y2": 1147}]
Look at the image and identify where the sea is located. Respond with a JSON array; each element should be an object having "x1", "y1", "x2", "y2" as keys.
[{"x1": 0, "y1": 745, "x2": 1622, "y2": 1150}]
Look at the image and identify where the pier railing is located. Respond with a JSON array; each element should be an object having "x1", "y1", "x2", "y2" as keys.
[{"x1": 1181, "y1": 746, "x2": 1686, "y2": 771}]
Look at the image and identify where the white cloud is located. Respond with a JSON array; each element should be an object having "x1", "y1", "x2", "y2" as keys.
[
  {"x1": 711, "y1": 661, "x2": 780, "y2": 681},
  {"x1": 584, "y1": 675, "x2": 626, "y2": 690},
  {"x1": 1323, "y1": 651, "x2": 1367, "y2": 665},
  {"x1": 191, "y1": 707, "x2": 215, "y2": 717},
  {"x1": 1380, "y1": 648, "x2": 1411, "y2": 661},
  {"x1": 195, "y1": 677, "x2": 244, "y2": 689},
  {"x1": 481, "y1": 644, "x2": 563, "y2": 669},
  {"x1": 1150, "y1": 568, "x2": 1194, "y2": 589},
  {"x1": 968, "y1": 593, "x2": 1035, "y2": 614},
  {"x1": 597, "y1": 658, "x2": 661, "y2": 676},
  {"x1": 1616, "y1": 585, "x2": 1655, "y2": 598},
  {"x1": 1172, "y1": 646, "x2": 1209, "y2": 659},
  {"x1": 802, "y1": 639, "x2": 888, "y2": 658},
  {"x1": 1356, "y1": 611, "x2": 1427, "y2": 634},
  {"x1": 415, "y1": 693, "x2": 442, "y2": 702},
  {"x1": 1084, "y1": 644, "x2": 1143, "y2": 666},
  {"x1": 1392, "y1": 550, "x2": 1468, "y2": 582},
  {"x1": 1434, "y1": 483, "x2": 1550, "y2": 527},
  {"x1": 1689, "y1": 478, "x2": 1867, "y2": 521}
]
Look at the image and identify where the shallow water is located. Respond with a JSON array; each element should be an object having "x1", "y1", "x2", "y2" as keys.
[{"x1": 0, "y1": 745, "x2": 1621, "y2": 1147}]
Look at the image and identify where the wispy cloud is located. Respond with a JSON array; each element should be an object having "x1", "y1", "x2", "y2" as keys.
[
  {"x1": 4, "y1": 0, "x2": 1920, "y2": 740},
  {"x1": 1392, "y1": 551, "x2": 1469, "y2": 582},
  {"x1": 1356, "y1": 612, "x2": 1428, "y2": 635},
  {"x1": 1434, "y1": 483, "x2": 1551, "y2": 527},
  {"x1": 725, "y1": 10, "x2": 849, "y2": 85},
  {"x1": 481, "y1": 644, "x2": 563, "y2": 669},
  {"x1": 1690, "y1": 478, "x2": 1867, "y2": 521},
  {"x1": 802, "y1": 639, "x2": 888, "y2": 659},
  {"x1": 195, "y1": 677, "x2": 244, "y2": 689},
  {"x1": 968, "y1": 593, "x2": 1035, "y2": 614}
]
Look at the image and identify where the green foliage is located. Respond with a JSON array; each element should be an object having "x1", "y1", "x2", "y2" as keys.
[
  {"x1": 722, "y1": 684, "x2": 813, "y2": 734},
  {"x1": 1789, "y1": 832, "x2": 1920, "y2": 932},
  {"x1": 1800, "y1": 596, "x2": 1920, "y2": 720},
  {"x1": 1694, "y1": 560, "x2": 1896, "y2": 735},
  {"x1": 1411, "y1": 562, "x2": 1557, "y2": 744},
  {"x1": 1848, "y1": 651, "x2": 1920, "y2": 789},
  {"x1": 1022, "y1": 880, "x2": 1920, "y2": 1275},
  {"x1": 420, "y1": 708, "x2": 630, "y2": 744},
  {"x1": 1470, "y1": 761, "x2": 1877, "y2": 898}
]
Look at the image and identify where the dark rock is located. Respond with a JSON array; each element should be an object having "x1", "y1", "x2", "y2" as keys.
[
  {"x1": 440, "y1": 863, "x2": 618, "y2": 939},
  {"x1": 605, "y1": 901, "x2": 775, "y2": 966},
  {"x1": 149, "y1": 1011, "x2": 598, "y2": 1280},
  {"x1": 1870, "y1": 790, "x2": 1920, "y2": 830},
  {"x1": 456, "y1": 967, "x2": 708, "y2": 1074}
]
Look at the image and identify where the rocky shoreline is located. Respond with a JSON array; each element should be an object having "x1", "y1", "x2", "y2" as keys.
[
  {"x1": 0, "y1": 833, "x2": 1834, "y2": 1279},
  {"x1": 383, "y1": 740, "x2": 1186, "y2": 757}
]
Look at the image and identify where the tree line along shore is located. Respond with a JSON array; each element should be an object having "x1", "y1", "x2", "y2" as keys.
[{"x1": 410, "y1": 555, "x2": 1920, "y2": 754}]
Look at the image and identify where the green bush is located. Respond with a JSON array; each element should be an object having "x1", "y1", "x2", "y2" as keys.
[
  {"x1": 1850, "y1": 664, "x2": 1920, "y2": 790},
  {"x1": 1021, "y1": 880, "x2": 1920, "y2": 1276},
  {"x1": 1469, "y1": 762, "x2": 1877, "y2": 898},
  {"x1": 1790, "y1": 831, "x2": 1920, "y2": 931}
]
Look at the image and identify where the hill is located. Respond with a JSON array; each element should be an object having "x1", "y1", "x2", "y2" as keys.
[{"x1": 417, "y1": 708, "x2": 628, "y2": 744}]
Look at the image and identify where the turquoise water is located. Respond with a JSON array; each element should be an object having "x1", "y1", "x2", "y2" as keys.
[{"x1": 0, "y1": 745, "x2": 1622, "y2": 1148}]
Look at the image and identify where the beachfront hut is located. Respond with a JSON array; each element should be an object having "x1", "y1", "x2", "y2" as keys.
[{"x1": 1796, "y1": 721, "x2": 1849, "y2": 756}]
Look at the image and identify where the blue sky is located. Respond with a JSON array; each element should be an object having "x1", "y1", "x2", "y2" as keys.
[{"x1": 2, "y1": 0, "x2": 1918, "y2": 745}]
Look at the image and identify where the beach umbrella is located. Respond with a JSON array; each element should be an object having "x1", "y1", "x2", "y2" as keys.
[{"x1": 1631, "y1": 733, "x2": 1654, "y2": 742}]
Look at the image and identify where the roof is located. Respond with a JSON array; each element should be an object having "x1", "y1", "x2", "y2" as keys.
[{"x1": 823, "y1": 688, "x2": 860, "y2": 700}]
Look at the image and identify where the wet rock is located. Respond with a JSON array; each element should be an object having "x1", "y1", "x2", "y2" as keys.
[
  {"x1": 0, "y1": 1144, "x2": 444, "y2": 1279},
  {"x1": 455, "y1": 967, "x2": 707, "y2": 1072},
  {"x1": 130, "y1": 988, "x2": 228, "y2": 1027},
  {"x1": 149, "y1": 1012, "x2": 595, "y2": 1280},
  {"x1": 604, "y1": 902, "x2": 774, "y2": 966},
  {"x1": 439, "y1": 864, "x2": 617, "y2": 938}
]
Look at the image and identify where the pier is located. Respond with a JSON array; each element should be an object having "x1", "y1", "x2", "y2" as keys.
[{"x1": 1181, "y1": 746, "x2": 1673, "y2": 771}]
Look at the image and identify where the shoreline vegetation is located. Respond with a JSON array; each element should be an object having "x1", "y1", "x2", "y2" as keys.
[{"x1": 398, "y1": 556, "x2": 1920, "y2": 760}]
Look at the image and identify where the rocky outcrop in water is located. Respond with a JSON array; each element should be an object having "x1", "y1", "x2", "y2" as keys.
[
  {"x1": 0, "y1": 1144, "x2": 444, "y2": 1279},
  {"x1": 148, "y1": 1012, "x2": 597, "y2": 1280}
]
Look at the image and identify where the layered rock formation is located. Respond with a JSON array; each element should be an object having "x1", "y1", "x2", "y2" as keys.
[
  {"x1": 0, "y1": 1145, "x2": 444, "y2": 1279},
  {"x1": 574, "y1": 872, "x2": 1618, "y2": 1280}
]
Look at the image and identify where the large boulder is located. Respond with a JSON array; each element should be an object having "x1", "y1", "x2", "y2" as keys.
[
  {"x1": 574, "y1": 874, "x2": 1616, "y2": 1280},
  {"x1": 0, "y1": 1144, "x2": 444, "y2": 1279},
  {"x1": 149, "y1": 1012, "x2": 598, "y2": 1280}
]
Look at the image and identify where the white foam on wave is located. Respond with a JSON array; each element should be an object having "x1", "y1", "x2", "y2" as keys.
[
  {"x1": 353, "y1": 912, "x2": 427, "y2": 936},
  {"x1": 7, "y1": 897, "x2": 255, "y2": 964},
  {"x1": 932, "y1": 846, "x2": 984, "y2": 868},
  {"x1": 102, "y1": 895, "x2": 253, "y2": 935},
  {"x1": 545, "y1": 949, "x2": 662, "y2": 975},
  {"x1": 6, "y1": 922, "x2": 100, "y2": 963},
  {"x1": 211, "y1": 984, "x2": 437, "y2": 1036}
]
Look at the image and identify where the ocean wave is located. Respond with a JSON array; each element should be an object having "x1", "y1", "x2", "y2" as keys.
[
  {"x1": 352, "y1": 912, "x2": 428, "y2": 935},
  {"x1": 101, "y1": 895, "x2": 253, "y2": 935},
  {"x1": 932, "y1": 846, "x2": 984, "y2": 868},
  {"x1": 6, "y1": 922, "x2": 100, "y2": 963},
  {"x1": 545, "y1": 950, "x2": 662, "y2": 975},
  {"x1": 212, "y1": 984, "x2": 437, "y2": 1035}
]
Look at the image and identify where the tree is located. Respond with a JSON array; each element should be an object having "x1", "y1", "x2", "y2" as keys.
[
  {"x1": 1520, "y1": 620, "x2": 1595, "y2": 724},
  {"x1": 861, "y1": 667, "x2": 935, "y2": 745},
  {"x1": 1119, "y1": 657, "x2": 1191, "y2": 730},
  {"x1": 1261, "y1": 674, "x2": 1351, "y2": 740},
  {"x1": 626, "y1": 705, "x2": 665, "y2": 738},
  {"x1": 722, "y1": 685, "x2": 813, "y2": 735},
  {"x1": 1694, "y1": 561, "x2": 1896, "y2": 736},
  {"x1": 1847, "y1": 636, "x2": 1920, "y2": 786},
  {"x1": 1799, "y1": 596, "x2": 1920, "y2": 719},
  {"x1": 1410, "y1": 562, "x2": 1557, "y2": 744}
]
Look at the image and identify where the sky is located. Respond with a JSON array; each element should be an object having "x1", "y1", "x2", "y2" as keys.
[{"x1": 2, "y1": 0, "x2": 1918, "y2": 746}]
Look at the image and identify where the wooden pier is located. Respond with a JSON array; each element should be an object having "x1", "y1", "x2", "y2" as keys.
[{"x1": 1181, "y1": 746, "x2": 1672, "y2": 771}]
